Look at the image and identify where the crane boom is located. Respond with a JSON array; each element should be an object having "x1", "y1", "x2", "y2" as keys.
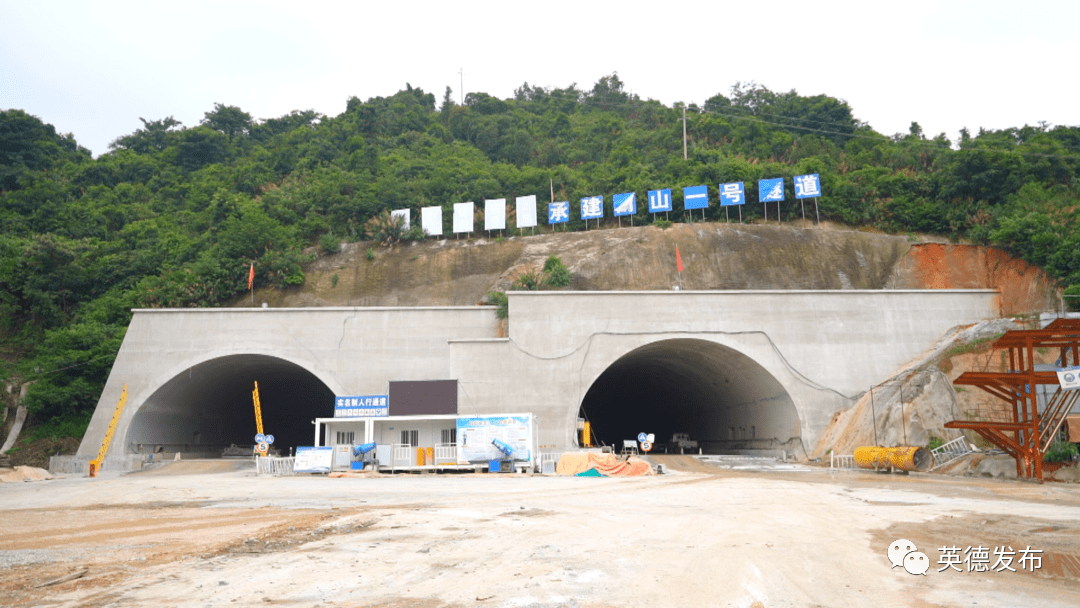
[
  {"x1": 252, "y1": 381, "x2": 264, "y2": 436},
  {"x1": 89, "y1": 384, "x2": 128, "y2": 477}
]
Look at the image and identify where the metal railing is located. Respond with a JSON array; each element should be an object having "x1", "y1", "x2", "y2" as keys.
[
  {"x1": 829, "y1": 453, "x2": 855, "y2": 470},
  {"x1": 538, "y1": 451, "x2": 563, "y2": 473},
  {"x1": 434, "y1": 443, "x2": 457, "y2": 465},
  {"x1": 929, "y1": 436, "x2": 971, "y2": 471},
  {"x1": 256, "y1": 456, "x2": 295, "y2": 476},
  {"x1": 391, "y1": 444, "x2": 412, "y2": 470}
]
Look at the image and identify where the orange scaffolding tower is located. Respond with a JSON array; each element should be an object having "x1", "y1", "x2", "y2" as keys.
[{"x1": 946, "y1": 318, "x2": 1080, "y2": 480}]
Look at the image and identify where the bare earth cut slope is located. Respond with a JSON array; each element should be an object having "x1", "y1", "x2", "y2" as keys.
[{"x1": 236, "y1": 222, "x2": 1059, "y2": 315}]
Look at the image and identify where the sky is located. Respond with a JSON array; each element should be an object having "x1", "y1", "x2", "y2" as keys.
[{"x1": 2, "y1": 0, "x2": 1078, "y2": 157}]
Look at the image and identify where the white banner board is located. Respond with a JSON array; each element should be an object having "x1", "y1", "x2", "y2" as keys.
[
  {"x1": 516, "y1": 195, "x2": 537, "y2": 228},
  {"x1": 294, "y1": 446, "x2": 333, "y2": 473},
  {"x1": 485, "y1": 198, "x2": 506, "y2": 231},
  {"x1": 1057, "y1": 366, "x2": 1080, "y2": 390},
  {"x1": 421, "y1": 205, "x2": 443, "y2": 236},
  {"x1": 453, "y1": 202, "x2": 474, "y2": 233},
  {"x1": 456, "y1": 414, "x2": 533, "y2": 463},
  {"x1": 391, "y1": 208, "x2": 410, "y2": 230}
]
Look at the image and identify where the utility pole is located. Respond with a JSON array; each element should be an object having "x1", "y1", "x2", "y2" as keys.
[
  {"x1": 458, "y1": 68, "x2": 464, "y2": 105},
  {"x1": 680, "y1": 104, "x2": 688, "y2": 160}
]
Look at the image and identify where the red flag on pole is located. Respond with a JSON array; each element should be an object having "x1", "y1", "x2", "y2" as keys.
[
  {"x1": 676, "y1": 246, "x2": 683, "y2": 273},
  {"x1": 248, "y1": 263, "x2": 254, "y2": 289}
]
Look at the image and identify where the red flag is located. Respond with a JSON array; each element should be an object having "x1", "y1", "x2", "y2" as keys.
[
  {"x1": 247, "y1": 263, "x2": 254, "y2": 289},
  {"x1": 676, "y1": 246, "x2": 683, "y2": 273}
]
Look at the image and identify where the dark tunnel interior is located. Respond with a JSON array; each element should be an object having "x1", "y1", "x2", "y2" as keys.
[
  {"x1": 126, "y1": 354, "x2": 335, "y2": 456},
  {"x1": 579, "y1": 339, "x2": 801, "y2": 453}
]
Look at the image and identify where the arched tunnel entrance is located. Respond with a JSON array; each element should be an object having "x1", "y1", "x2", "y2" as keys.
[
  {"x1": 126, "y1": 354, "x2": 335, "y2": 457},
  {"x1": 579, "y1": 339, "x2": 802, "y2": 455}
]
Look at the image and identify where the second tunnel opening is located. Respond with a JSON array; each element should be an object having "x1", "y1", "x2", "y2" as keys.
[{"x1": 579, "y1": 339, "x2": 801, "y2": 455}]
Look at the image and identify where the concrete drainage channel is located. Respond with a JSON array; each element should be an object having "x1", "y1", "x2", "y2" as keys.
[{"x1": 695, "y1": 454, "x2": 813, "y2": 471}]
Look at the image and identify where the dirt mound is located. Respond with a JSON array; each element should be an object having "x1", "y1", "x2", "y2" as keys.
[
  {"x1": 4, "y1": 436, "x2": 80, "y2": 469},
  {"x1": 0, "y1": 465, "x2": 53, "y2": 482}
]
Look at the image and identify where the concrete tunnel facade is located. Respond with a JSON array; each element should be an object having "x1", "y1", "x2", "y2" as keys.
[{"x1": 78, "y1": 290, "x2": 1000, "y2": 461}]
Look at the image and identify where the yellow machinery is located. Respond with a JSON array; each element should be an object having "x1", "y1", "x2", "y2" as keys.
[
  {"x1": 89, "y1": 384, "x2": 128, "y2": 477},
  {"x1": 853, "y1": 446, "x2": 933, "y2": 472},
  {"x1": 252, "y1": 381, "x2": 266, "y2": 455}
]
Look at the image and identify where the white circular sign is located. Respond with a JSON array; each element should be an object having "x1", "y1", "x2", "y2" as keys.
[
  {"x1": 257, "y1": 442, "x2": 269, "y2": 453},
  {"x1": 640, "y1": 441, "x2": 653, "y2": 452}
]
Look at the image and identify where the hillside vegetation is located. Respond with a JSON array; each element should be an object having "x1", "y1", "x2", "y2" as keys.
[{"x1": 2, "y1": 75, "x2": 1079, "y2": 440}]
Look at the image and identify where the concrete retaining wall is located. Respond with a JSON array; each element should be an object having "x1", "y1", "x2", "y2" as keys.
[{"x1": 50, "y1": 454, "x2": 147, "y2": 476}]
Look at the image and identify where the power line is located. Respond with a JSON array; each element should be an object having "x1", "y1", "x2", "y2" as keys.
[{"x1": 583, "y1": 97, "x2": 1080, "y2": 160}]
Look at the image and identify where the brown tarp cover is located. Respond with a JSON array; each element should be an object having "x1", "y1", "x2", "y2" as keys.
[{"x1": 1065, "y1": 415, "x2": 1080, "y2": 443}]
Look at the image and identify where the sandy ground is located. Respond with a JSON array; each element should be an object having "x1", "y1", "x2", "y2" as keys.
[{"x1": 1, "y1": 457, "x2": 1079, "y2": 608}]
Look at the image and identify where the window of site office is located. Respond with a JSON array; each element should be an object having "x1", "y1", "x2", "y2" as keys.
[
  {"x1": 441, "y1": 428, "x2": 456, "y2": 445},
  {"x1": 399, "y1": 430, "x2": 419, "y2": 446}
]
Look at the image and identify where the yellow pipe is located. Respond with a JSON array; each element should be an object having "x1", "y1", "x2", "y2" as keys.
[{"x1": 853, "y1": 446, "x2": 933, "y2": 472}]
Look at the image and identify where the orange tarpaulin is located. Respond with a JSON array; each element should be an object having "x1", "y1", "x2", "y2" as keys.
[{"x1": 555, "y1": 452, "x2": 654, "y2": 477}]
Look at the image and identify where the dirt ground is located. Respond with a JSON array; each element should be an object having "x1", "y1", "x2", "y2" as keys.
[{"x1": 2, "y1": 458, "x2": 1079, "y2": 608}]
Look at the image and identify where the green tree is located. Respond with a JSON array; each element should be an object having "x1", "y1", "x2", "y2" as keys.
[
  {"x1": 108, "y1": 116, "x2": 183, "y2": 154},
  {"x1": 201, "y1": 102, "x2": 253, "y2": 142}
]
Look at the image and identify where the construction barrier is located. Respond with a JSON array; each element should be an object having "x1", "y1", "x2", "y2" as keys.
[
  {"x1": 853, "y1": 446, "x2": 933, "y2": 472},
  {"x1": 829, "y1": 453, "x2": 856, "y2": 470},
  {"x1": 555, "y1": 452, "x2": 654, "y2": 476},
  {"x1": 256, "y1": 456, "x2": 295, "y2": 476}
]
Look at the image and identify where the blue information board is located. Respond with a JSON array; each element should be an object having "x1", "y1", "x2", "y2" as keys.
[
  {"x1": 580, "y1": 196, "x2": 604, "y2": 220},
  {"x1": 613, "y1": 192, "x2": 636, "y2": 217},
  {"x1": 683, "y1": 185, "x2": 709, "y2": 210},
  {"x1": 758, "y1": 178, "x2": 785, "y2": 202},
  {"x1": 648, "y1": 189, "x2": 672, "y2": 212},
  {"x1": 794, "y1": 174, "x2": 822, "y2": 199},
  {"x1": 548, "y1": 201, "x2": 570, "y2": 224},
  {"x1": 719, "y1": 182, "x2": 745, "y2": 206},
  {"x1": 334, "y1": 395, "x2": 388, "y2": 417}
]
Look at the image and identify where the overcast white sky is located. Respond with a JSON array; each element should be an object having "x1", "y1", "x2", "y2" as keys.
[{"x1": 2, "y1": 0, "x2": 1077, "y2": 157}]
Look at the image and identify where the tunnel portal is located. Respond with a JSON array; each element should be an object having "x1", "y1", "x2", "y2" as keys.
[
  {"x1": 579, "y1": 339, "x2": 801, "y2": 454},
  {"x1": 126, "y1": 354, "x2": 335, "y2": 456}
]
